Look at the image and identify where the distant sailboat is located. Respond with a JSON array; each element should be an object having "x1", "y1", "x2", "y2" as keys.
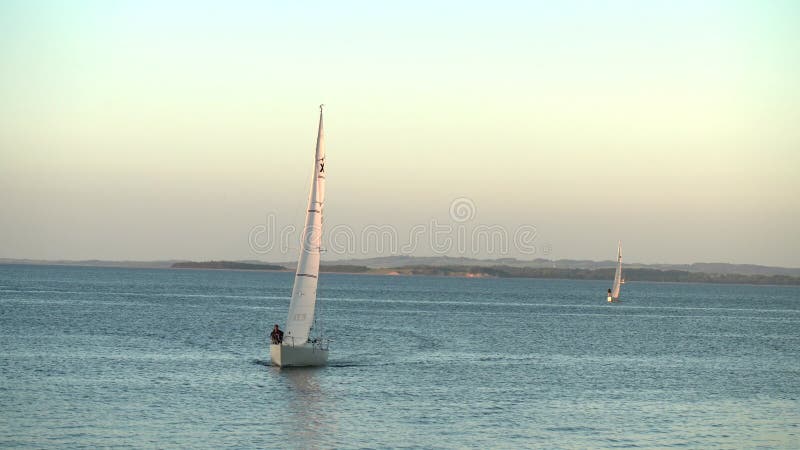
[
  {"x1": 270, "y1": 105, "x2": 330, "y2": 367},
  {"x1": 607, "y1": 241, "x2": 622, "y2": 303}
]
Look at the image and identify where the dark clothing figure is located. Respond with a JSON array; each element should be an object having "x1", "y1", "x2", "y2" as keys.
[{"x1": 270, "y1": 325, "x2": 284, "y2": 345}]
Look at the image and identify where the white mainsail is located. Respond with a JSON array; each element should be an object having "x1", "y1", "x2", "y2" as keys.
[
  {"x1": 284, "y1": 105, "x2": 326, "y2": 345},
  {"x1": 611, "y1": 240, "x2": 622, "y2": 299}
]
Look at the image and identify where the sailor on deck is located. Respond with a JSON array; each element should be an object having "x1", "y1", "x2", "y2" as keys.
[{"x1": 270, "y1": 324, "x2": 284, "y2": 344}]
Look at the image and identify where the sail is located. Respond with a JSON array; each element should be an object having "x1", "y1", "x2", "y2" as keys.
[
  {"x1": 611, "y1": 241, "x2": 622, "y2": 299},
  {"x1": 284, "y1": 106, "x2": 326, "y2": 344}
]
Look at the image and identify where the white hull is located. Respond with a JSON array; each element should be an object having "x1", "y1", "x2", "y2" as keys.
[{"x1": 270, "y1": 342, "x2": 329, "y2": 367}]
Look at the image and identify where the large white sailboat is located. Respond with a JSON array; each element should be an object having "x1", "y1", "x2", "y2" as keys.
[
  {"x1": 270, "y1": 105, "x2": 330, "y2": 367},
  {"x1": 607, "y1": 241, "x2": 622, "y2": 303}
]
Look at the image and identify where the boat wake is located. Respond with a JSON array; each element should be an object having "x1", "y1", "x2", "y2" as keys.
[
  {"x1": 251, "y1": 358, "x2": 273, "y2": 367},
  {"x1": 326, "y1": 362, "x2": 373, "y2": 367},
  {"x1": 251, "y1": 357, "x2": 377, "y2": 368}
]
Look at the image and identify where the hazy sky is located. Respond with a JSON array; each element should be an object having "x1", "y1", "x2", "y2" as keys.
[{"x1": 1, "y1": 1, "x2": 799, "y2": 266}]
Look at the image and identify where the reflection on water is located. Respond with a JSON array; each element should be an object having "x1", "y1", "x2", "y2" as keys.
[{"x1": 275, "y1": 367, "x2": 333, "y2": 447}]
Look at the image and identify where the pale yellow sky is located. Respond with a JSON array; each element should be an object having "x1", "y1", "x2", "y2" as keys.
[{"x1": 1, "y1": 1, "x2": 798, "y2": 265}]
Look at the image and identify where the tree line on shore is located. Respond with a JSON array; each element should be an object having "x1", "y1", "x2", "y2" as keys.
[{"x1": 171, "y1": 261, "x2": 800, "y2": 285}]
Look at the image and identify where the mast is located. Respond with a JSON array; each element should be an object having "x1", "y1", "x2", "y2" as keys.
[
  {"x1": 284, "y1": 105, "x2": 326, "y2": 344},
  {"x1": 611, "y1": 240, "x2": 622, "y2": 299}
]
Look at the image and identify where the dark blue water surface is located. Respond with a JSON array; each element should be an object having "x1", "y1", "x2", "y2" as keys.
[{"x1": 1, "y1": 264, "x2": 798, "y2": 448}]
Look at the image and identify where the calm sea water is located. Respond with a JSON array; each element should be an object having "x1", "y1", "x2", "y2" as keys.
[{"x1": 1, "y1": 264, "x2": 798, "y2": 448}]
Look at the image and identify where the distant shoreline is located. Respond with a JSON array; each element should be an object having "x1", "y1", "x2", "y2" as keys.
[
  {"x1": 171, "y1": 261, "x2": 285, "y2": 271},
  {"x1": 2, "y1": 259, "x2": 799, "y2": 286}
]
